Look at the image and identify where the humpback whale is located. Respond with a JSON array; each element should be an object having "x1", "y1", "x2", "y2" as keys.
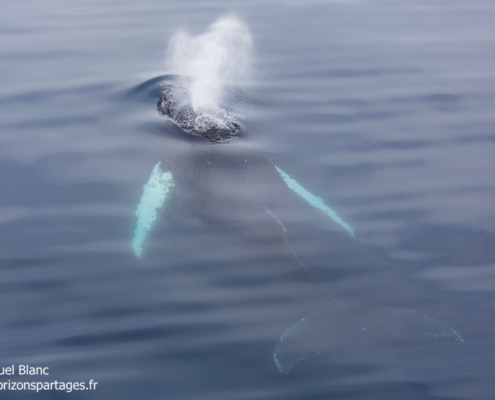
[{"x1": 129, "y1": 75, "x2": 462, "y2": 374}]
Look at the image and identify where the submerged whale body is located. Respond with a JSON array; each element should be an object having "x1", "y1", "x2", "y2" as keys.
[
  {"x1": 157, "y1": 80, "x2": 240, "y2": 142},
  {"x1": 129, "y1": 75, "x2": 462, "y2": 374}
]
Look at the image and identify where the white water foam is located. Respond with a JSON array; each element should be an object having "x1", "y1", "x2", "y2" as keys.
[{"x1": 166, "y1": 15, "x2": 253, "y2": 113}]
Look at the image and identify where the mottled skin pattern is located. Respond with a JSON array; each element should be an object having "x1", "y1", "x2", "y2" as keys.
[{"x1": 157, "y1": 83, "x2": 240, "y2": 142}]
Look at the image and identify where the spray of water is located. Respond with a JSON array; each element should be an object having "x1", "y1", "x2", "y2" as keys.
[{"x1": 166, "y1": 15, "x2": 253, "y2": 113}]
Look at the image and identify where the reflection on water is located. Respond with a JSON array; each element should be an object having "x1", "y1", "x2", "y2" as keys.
[{"x1": 1, "y1": 0, "x2": 495, "y2": 399}]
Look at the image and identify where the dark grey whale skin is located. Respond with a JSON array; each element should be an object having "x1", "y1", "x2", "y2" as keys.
[
  {"x1": 157, "y1": 83, "x2": 240, "y2": 142},
  {"x1": 126, "y1": 76, "x2": 462, "y2": 373},
  {"x1": 127, "y1": 75, "x2": 356, "y2": 301},
  {"x1": 159, "y1": 129, "x2": 351, "y2": 303}
]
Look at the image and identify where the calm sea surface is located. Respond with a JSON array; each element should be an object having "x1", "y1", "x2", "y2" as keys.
[{"x1": 1, "y1": 1, "x2": 495, "y2": 399}]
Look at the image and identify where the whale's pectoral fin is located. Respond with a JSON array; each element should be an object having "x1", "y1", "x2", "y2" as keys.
[
  {"x1": 274, "y1": 166, "x2": 354, "y2": 238},
  {"x1": 132, "y1": 162, "x2": 175, "y2": 258},
  {"x1": 274, "y1": 303, "x2": 463, "y2": 374}
]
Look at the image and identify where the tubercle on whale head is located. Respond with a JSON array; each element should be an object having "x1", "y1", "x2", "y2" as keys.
[{"x1": 157, "y1": 82, "x2": 241, "y2": 143}]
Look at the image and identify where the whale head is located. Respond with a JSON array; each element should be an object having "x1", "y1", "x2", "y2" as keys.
[{"x1": 157, "y1": 82, "x2": 240, "y2": 143}]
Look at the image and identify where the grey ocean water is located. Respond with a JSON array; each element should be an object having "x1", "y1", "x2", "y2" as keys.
[{"x1": 1, "y1": 1, "x2": 495, "y2": 399}]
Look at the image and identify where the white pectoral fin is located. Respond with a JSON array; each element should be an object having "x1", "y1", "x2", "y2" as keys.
[
  {"x1": 132, "y1": 162, "x2": 175, "y2": 258},
  {"x1": 274, "y1": 165, "x2": 354, "y2": 238}
]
